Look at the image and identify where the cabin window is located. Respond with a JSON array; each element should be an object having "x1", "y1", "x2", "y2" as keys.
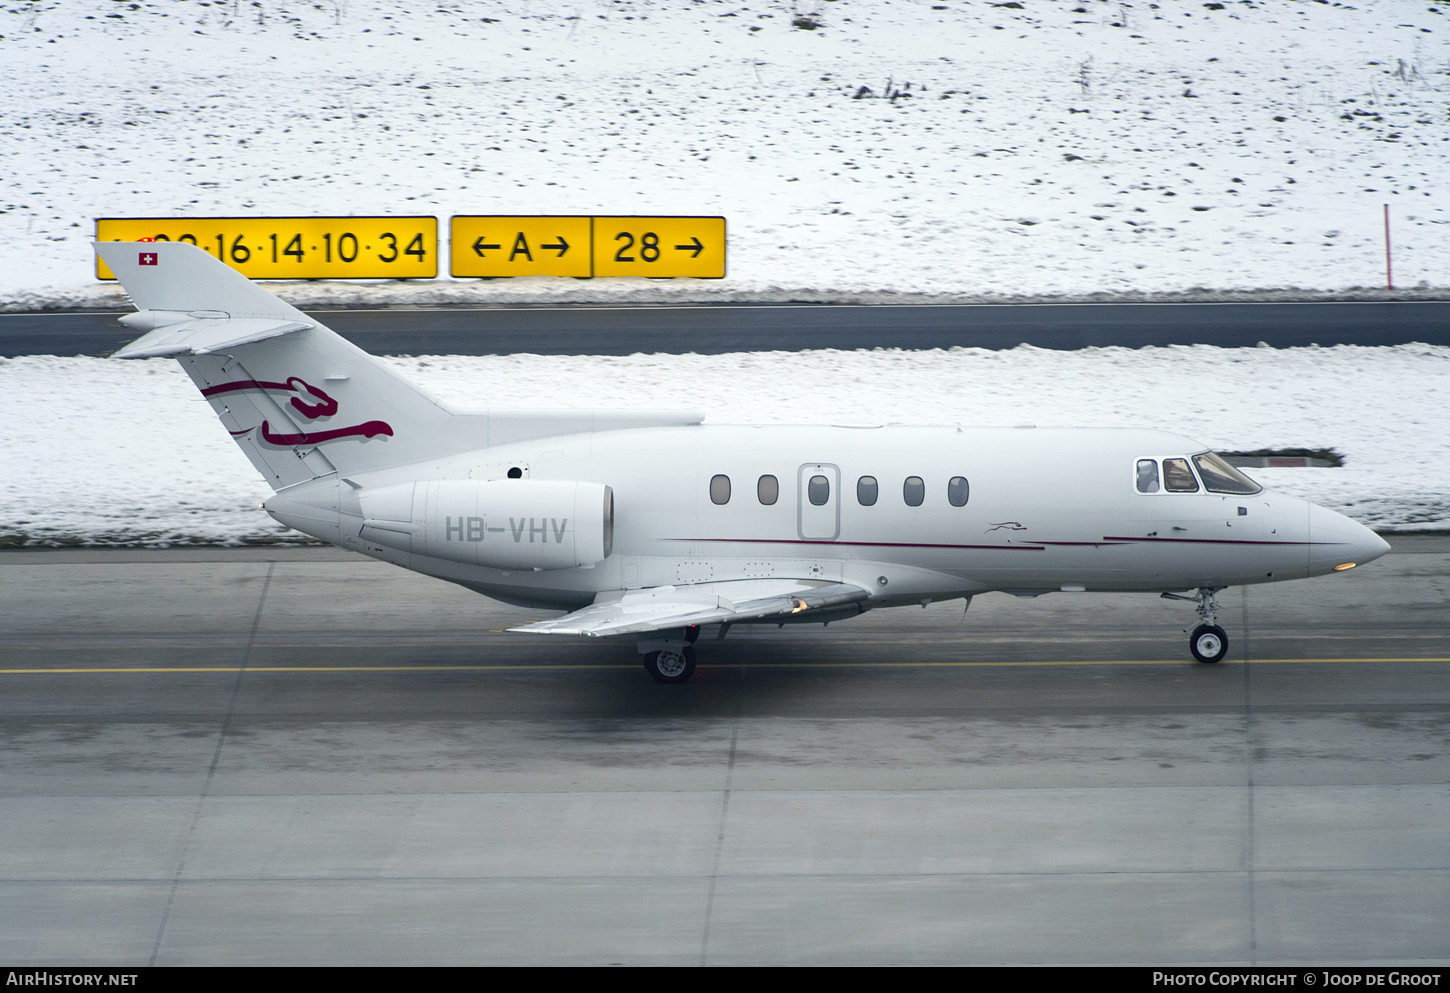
[
  {"x1": 1162, "y1": 458, "x2": 1200, "y2": 493},
  {"x1": 903, "y1": 476, "x2": 925, "y2": 507},
  {"x1": 1193, "y1": 453, "x2": 1263, "y2": 495},
  {"x1": 947, "y1": 476, "x2": 970, "y2": 507},
  {"x1": 709, "y1": 474, "x2": 731, "y2": 505},
  {"x1": 808, "y1": 474, "x2": 830, "y2": 506},
  {"x1": 1135, "y1": 459, "x2": 1161, "y2": 493},
  {"x1": 857, "y1": 475, "x2": 879, "y2": 506},
  {"x1": 757, "y1": 474, "x2": 779, "y2": 505}
]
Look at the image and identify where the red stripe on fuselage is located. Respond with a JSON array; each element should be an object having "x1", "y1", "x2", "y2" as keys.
[
  {"x1": 668, "y1": 537, "x2": 1045, "y2": 551},
  {"x1": 1100, "y1": 535, "x2": 1342, "y2": 546},
  {"x1": 674, "y1": 536, "x2": 1336, "y2": 550}
]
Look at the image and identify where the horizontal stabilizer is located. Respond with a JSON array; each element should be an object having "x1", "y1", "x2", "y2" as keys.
[
  {"x1": 95, "y1": 240, "x2": 313, "y2": 323},
  {"x1": 512, "y1": 579, "x2": 870, "y2": 638},
  {"x1": 112, "y1": 316, "x2": 313, "y2": 359}
]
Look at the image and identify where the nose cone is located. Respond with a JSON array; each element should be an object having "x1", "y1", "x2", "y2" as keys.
[{"x1": 1307, "y1": 502, "x2": 1391, "y2": 575}]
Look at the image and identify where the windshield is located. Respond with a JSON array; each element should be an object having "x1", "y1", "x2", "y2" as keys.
[{"x1": 1193, "y1": 452, "x2": 1263, "y2": 494}]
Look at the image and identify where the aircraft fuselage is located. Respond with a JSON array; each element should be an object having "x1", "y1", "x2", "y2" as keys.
[{"x1": 265, "y1": 423, "x2": 1386, "y2": 612}]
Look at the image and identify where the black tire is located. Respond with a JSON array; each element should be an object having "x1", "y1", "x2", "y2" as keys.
[
  {"x1": 643, "y1": 645, "x2": 697, "y2": 684},
  {"x1": 1190, "y1": 624, "x2": 1229, "y2": 663},
  {"x1": 683, "y1": 625, "x2": 701, "y2": 644}
]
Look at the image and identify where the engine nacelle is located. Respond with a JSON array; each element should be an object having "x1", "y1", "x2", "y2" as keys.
[{"x1": 356, "y1": 479, "x2": 613, "y2": 570}]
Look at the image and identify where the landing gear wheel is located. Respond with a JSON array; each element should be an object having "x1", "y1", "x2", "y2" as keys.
[
  {"x1": 683, "y1": 625, "x2": 701, "y2": 644},
  {"x1": 644, "y1": 645, "x2": 697, "y2": 684},
  {"x1": 1190, "y1": 624, "x2": 1229, "y2": 663}
]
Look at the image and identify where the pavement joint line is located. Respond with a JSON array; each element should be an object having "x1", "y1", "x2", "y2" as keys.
[
  {"x1": 701, "y1": 653, "x2": 748, "y2": 966},
  {"x1": 148, "y1": 561, "x2": 273, "y2": 967},
  {"x1": 2, "y1": 657, "x2": 1448, "y2": 674}
]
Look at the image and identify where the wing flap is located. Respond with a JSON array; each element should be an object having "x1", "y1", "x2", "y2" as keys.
[{"x1": 513, "y1": 579, "x2": 870, "y2": 638}]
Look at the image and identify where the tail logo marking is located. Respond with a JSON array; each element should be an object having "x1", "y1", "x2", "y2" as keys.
[
  {"x1": 203, "y1": 375, "x2": 393, "y2": 447},
  {"x1": 259, "y1": 420, "x2": 394, "y2": 446},
  {"x1": 202, "y1": 376, "x2": 339, "y2": 419},
  {"x1": 139, "y1": 252, "x2": 158, "y2": 266}
]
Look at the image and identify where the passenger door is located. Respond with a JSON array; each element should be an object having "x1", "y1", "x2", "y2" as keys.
[{"x1": 797, "y1": 463, "x2": 840, "y2": 541}]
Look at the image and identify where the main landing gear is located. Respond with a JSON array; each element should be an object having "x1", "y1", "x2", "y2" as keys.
[
  {"x1": 641, "y1": 626, "x2": 701, "y2": 684},
  {"x1": 643, "y1": 645, "x2": 697, "y2": 684},
  {"x1": 1161, "y1": 587, "x2": 1230, "y2": 663}
]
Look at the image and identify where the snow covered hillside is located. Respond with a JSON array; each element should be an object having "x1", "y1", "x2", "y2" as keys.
[
  {"x1": 3, "y1": 2, "x2": 1446, "y2": 547},
  {"x1": 2, "y1": 0, "x2": 1448, "y2": 308},
  {"x1": 2, "y1": 343, "x2": 1447, "y2": 546}
]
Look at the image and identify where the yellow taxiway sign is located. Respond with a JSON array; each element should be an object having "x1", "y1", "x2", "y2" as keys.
[
  {"x1": 592, "y1": 216, "x2": 726, "y2": 278},
  {"x1": 96, "y1": 217, "x2": 438, "y2": 280},
  {"x1": 450, "y1": 215, "x2": 725, "y2": 278},
  {"x1": 450, "y1": 215, "x2": 593, "y2": 277}
]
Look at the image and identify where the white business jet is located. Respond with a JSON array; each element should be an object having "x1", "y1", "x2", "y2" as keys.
[{"x1": 98, "y1": 241, "x2": 1389, "y2": 682}]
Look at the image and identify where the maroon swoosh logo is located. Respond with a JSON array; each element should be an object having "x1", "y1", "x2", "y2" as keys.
[
  {"x1": 201, "y1": 377, "x2": 338, "y2": 419},
  {"x1": 260, "y1": 420, "x2": 393, "y2": 446}
]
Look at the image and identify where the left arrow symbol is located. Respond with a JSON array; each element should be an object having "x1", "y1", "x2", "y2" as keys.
[
  {"x1": 472, "y1": 237, "x2": 501, "y2": 257},
  {"x1": 540, "y1": 236, "x2": 570, "y2": 257}
]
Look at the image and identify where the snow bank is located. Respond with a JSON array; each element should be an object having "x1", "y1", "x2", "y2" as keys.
[
  {"x1": 3, "y1": 0, "x2": 1448, "y2": 309},
  {"x1": 3, "y1": 343, "x2": 1446, "y2": 546}
]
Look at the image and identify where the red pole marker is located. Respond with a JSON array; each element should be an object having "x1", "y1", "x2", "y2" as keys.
[{"x1": 1384, "y1": 203, "x2": 1393, "y2": 290}]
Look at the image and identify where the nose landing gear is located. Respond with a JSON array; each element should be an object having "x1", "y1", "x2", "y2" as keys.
[
  {"x1": 1162, "y1": 587, "x2": 1230, "y2": 663},
  {"x1": 1189, "y1": 623, "x2": 1229, "y2": 663}
]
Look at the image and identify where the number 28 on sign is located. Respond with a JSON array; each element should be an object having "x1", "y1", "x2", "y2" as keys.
[{"x1": 592, "y1": 216, "x2": 725, "y2": 278}]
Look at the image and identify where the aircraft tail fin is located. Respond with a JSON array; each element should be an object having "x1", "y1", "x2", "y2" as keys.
[
  {"x1": 98, "y1": 240, "x2": 463, "y2": 489},
  {"x1": 96, "y1": 240, "x2": 705, "y2": 494},
  {"x1": 96, "y1": 240, "x2": 312, "y2": 323}
]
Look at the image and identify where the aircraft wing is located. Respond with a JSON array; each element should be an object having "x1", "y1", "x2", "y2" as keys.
[{"x1": 511, "y1": 578, "x2": 871, "y2": 638}]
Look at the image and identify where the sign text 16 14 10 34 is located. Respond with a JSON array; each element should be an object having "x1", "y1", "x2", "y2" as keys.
[{"x1": 95, "y1": 217, "x2": 438, "y2": 280}]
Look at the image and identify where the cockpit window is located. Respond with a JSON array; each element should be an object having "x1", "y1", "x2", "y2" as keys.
[
  {"x1": 1162, "y1": 458, "x2": 1200, "y2": 492},
  {"x1": 1135, "y1": 459, "x2": 1160, "y2": 493},
  {"x1": 1193, "y1": 452, "x2": 1263, "y2": 494}
]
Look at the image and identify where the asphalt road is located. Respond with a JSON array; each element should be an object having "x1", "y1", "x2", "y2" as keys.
[
  {"x1": 2, "y1": 540, "x2": 1447, "y2": 965},
  {"x1": 3, "y1": 300, "x2": 1448, "y2": 357}
]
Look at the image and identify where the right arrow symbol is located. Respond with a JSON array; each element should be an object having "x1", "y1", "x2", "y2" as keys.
[
  {"x1": 540, "y1": 236, "x2": 570, "y2": 257},
  {"x1": 472, "y1": 236, "x2": 501, "y2": 257},
  {"x1": 674, "y1": 236, "x2": 704, "y2": 258}
]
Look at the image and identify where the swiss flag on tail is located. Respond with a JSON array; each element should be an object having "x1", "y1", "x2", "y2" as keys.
[{"x1": 138, "y1": 252, "x2": 158, "y2": 266}]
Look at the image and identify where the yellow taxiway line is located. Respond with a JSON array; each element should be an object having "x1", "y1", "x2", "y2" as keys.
[{"x1": 0, "y1": 658, "x2": 1447, "y2": 675}]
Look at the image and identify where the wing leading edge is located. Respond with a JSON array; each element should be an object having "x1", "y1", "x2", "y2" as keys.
[{"x1": 512, "y1": 578, "x2": 870, "y2": 638}]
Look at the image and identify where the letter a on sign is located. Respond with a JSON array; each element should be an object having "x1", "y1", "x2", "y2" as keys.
[{"x1": 139, "y1": 252, "x2": 158, "y2": 266}]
